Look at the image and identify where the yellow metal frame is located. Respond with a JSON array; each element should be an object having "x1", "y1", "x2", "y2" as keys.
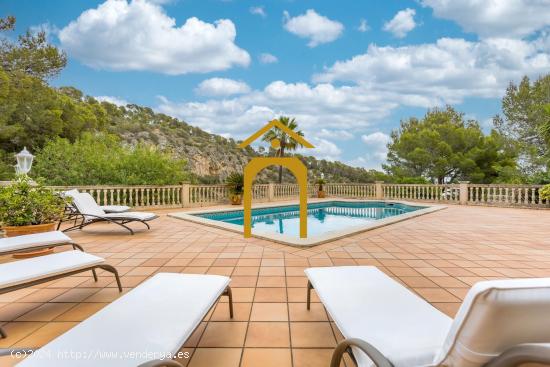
[
  {"x1": 238, "y1": 119, "x2": 314, "y2": 149},
  {"x1": 243, "y1": 157, "x2": 308, "y2": 238}
]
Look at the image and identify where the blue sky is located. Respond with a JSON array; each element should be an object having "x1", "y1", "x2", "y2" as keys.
[{"x1": 2, "y1": 0, "x2": 549, "y2": 169}]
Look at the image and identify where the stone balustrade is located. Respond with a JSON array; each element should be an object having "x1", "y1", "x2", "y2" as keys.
[{"x1": 33, "y1": 181, "x2": 550, "y2": 209}]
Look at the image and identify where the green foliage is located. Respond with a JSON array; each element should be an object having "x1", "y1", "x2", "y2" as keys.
[
  {"x1": 226, "y1": 172, "x2": 244, "y2": 195},
  {"x1": 0, "y1": 175, "x2": 66, "y2": 226},
  {"x1": 385, "y1": 106, "x2": 518, "y2": 184},
  {"x1": 538, "y1": 103, "x2": 550, "y2": 143},
  {"x1": 539, "y1": 184, "x2": 550, "y2": 200},
  {"x1": 32, "y1": 133, "x2": 190, "y2": 185},
  {"x1": 1, "y1": 16, "x2": 67, "y2": 80},
  {"x1": 494, "y1": 75, "x2": 550, "y2": 180},
  {"x1": 0, "y1": 69, "x2": 107, "y2": 152},
  {"x1": 0, "y1": 149, "x2": 15, "y2": 181}
]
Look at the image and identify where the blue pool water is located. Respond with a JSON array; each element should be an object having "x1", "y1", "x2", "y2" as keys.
[{"x1": 193, "y1": 201, "x2": 425, "y2": 237}]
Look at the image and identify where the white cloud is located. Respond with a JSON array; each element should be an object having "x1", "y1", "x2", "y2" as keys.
[
  {"x1": 249, "y1": 6, "x2": 266, "y2": 18},
  {"x1": 95, "y1": 95, "x2": 129, "y2": 106},
  {"x1": 383, "y1": 8, "x2": 416, "y2": 38},
  {"x1": 30, "y1": 22, "x2": 60, "y2": 40},
  {"x1": 195, "y1": 78, "x2": 251, "y2": 97},
  {"x1": 358, "y1": 19, "x2": 370, "y2": 32},
  {"x1": 283, "y1": 9, "x2": 344, "y2": 47},
  {"x1": 316, "y1": 129, "x2": 354, "y2": 140},
  {"x1": 298, "y1": 138, "x2": 342, "y2": 161},
  {"x1": 154, "y1": 31, "x2": 549, "y2": 167},
  {"x1": 421, "y1": 0, "x2": 550, "y2": 38},
  {"x1": 361, "y1": 132, "x2": 390, "y2": 156},
  {"x1": 314, "y1": 35, "x2": 550, "y2": 104},
  {"x1": 259, "y1": 53, "x2": 278, "y2": 64},
  {"x1": 59, "y1": 0, "x2": 250, "y2": 75},
  {"x1": 157, "y1": 27, "x2": 550, "y2": 146},
  {"x1": 347, "y1": 132, "x2": 391, "y2": 169},
  {"x1": 157, "y1": 81, "x2": 397, "y2": 139}
]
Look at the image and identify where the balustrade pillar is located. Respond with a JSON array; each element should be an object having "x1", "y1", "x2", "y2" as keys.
[
  {"x1": 181, "y1": 183, "x2": 190, "y2": 207},
  {"x1": 268, "y1": 183, "x2": 275, "y2": 202},
  {"x1": 375, "y1": 181, "x2": 384, "y2": 200},
  {"x1": 459, "y1": 181, "x2": 470, "y2": 205}
]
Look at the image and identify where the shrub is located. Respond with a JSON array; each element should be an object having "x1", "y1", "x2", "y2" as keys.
[
  {"x1": 539, "y1": 184, "x2": 550, "y2": 200},
  {"x1": 32, "y1": 132, "x2": 190, "y2": 185},
  {"x1": 0, "y1": 175, "x2": 66, "y2": 226},
  {"x1": 226, "y1": 172, "x2": 244, "y2": 196}
]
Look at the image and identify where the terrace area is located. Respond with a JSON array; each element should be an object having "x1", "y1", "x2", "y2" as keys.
[{"x1": 2, "y1": 200, "x2": 550, "y2": 367}]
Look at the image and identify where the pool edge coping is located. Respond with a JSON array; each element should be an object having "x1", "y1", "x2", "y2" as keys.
[{"x1": 168, "y1": 199, "x2": 447, "y2": 247}]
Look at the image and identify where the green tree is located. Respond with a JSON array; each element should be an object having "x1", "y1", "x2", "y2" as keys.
[
  {"x1": 494, "y1": 74, "x2": 550, "y2": 180},
  {"x1": 1, "y1": 16, "x2": 67, "y2": 80},
  {"x1": 261, "y1": 116, "x2": 305, "y2": 183},
  {"x1": 385, "y1": 106, "x2": 518, "y2": 184},
  {"x1": 0, "y1": 70, "x2": 107, "y2": 152}
]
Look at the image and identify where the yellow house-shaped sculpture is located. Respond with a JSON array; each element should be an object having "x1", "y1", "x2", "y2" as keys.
[{"x1": 238, "y1": 120, "x2": 314, "y2": 238}]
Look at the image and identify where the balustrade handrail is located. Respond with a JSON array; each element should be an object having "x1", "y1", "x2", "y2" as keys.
[{"x1": 29, "y1": 182, "x2": 549, "y2": 209}]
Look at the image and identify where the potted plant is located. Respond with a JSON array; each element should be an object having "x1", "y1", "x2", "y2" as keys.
[
  {"x1": 226, "y1": 172, "x2": 244, "y2": 205},
  {"x1": 0, "y1": 175, "x2": 67, "y2": 257},
  {"x1": 317, "y1": 178, "x2": 326, "y2": 198}
]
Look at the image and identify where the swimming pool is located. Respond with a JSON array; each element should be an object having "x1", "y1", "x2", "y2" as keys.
[
  {"x1": 194, "y1": 201, "x2": 425, "y2": 237},
  {"x1": 170, "y1": 199, "x2": 443, "y2": 246}
]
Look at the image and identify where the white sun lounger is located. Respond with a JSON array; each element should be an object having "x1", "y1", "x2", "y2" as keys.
[
  {"x1": 305, "y1": 266, "x2": 550, "y2": 367},
  {"x1": 0, "y1": 231, "x2": 82, "y2": 256},
  {"x1": 0, "y1": 250, "x2": 122, "y2": 339},
  {"x1": 61, "y1": 192, "x2": 158, "y2": 235},
  {"x1": 17, "y1": 273, "x2": 233, "y2": 367},
  {"x1": 63, "y1": 189, "x2": 130, "y2": 213}
]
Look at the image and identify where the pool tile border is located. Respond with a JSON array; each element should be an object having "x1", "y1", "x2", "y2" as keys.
[{"x1": 168, "y1": 199, "x2": 447, "y2": 247}]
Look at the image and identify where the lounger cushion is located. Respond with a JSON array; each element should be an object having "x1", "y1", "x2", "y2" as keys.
[
  {"x1": 103, "y1": 212, "x2": 158, "y2": 221},
  {"x1": 0, "y1": 231, "x2": 73, "y2": 254},
  {"x1": 71, "y1": 193, "x2": 154, "y2": 221},
  {"x1": 100, "y1": 205, "x2": 130, "y2": 213},
  {"x1": 0, "y1": 251, "x2": 104, "y2": 289},
  {"x1": 72, "y1": 193, "x2": 106, "y2": 218},
  {"x1": 305, "y1": 266, "x2": 452, "y2": 367},
  {"x1": 19, "y1": 273, "x2": 230, "y2": 367},
  {"x1": 434, "y1": 277, "x2": 550, "y2": 367},
  {"x1": 62, "y1": 189, "x2": 80, "y2": 198}
]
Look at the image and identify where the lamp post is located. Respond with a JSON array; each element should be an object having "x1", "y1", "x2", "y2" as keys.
[{"x1": 15, "y1": 147, "x2": 34, "y2": 175}]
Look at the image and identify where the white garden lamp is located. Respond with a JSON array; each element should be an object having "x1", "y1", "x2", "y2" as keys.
[{"x1": 15, "y1": 147, "x2": 34, "y2": 175}]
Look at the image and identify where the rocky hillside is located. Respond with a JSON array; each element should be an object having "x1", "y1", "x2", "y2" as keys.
[{"x1": 109, "y1": 104, "x2": 384, "y2": 183}]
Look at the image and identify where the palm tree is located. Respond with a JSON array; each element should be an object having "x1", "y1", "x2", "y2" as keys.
[{"x1": 262, "y1": 116, "x2": 305, "y2": 183}]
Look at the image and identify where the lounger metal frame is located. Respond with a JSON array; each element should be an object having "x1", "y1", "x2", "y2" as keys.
[
  {"x1": 58, "y1": 211, "x2": 157, "y2": 235},
  {"x1": 307, "y1": 281, "x2": 550, "y2": 367}
]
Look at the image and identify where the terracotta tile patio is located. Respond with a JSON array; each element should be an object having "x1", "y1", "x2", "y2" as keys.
[{"x1": 2, "y1": 203, "x2": 550, "y2": 366}]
